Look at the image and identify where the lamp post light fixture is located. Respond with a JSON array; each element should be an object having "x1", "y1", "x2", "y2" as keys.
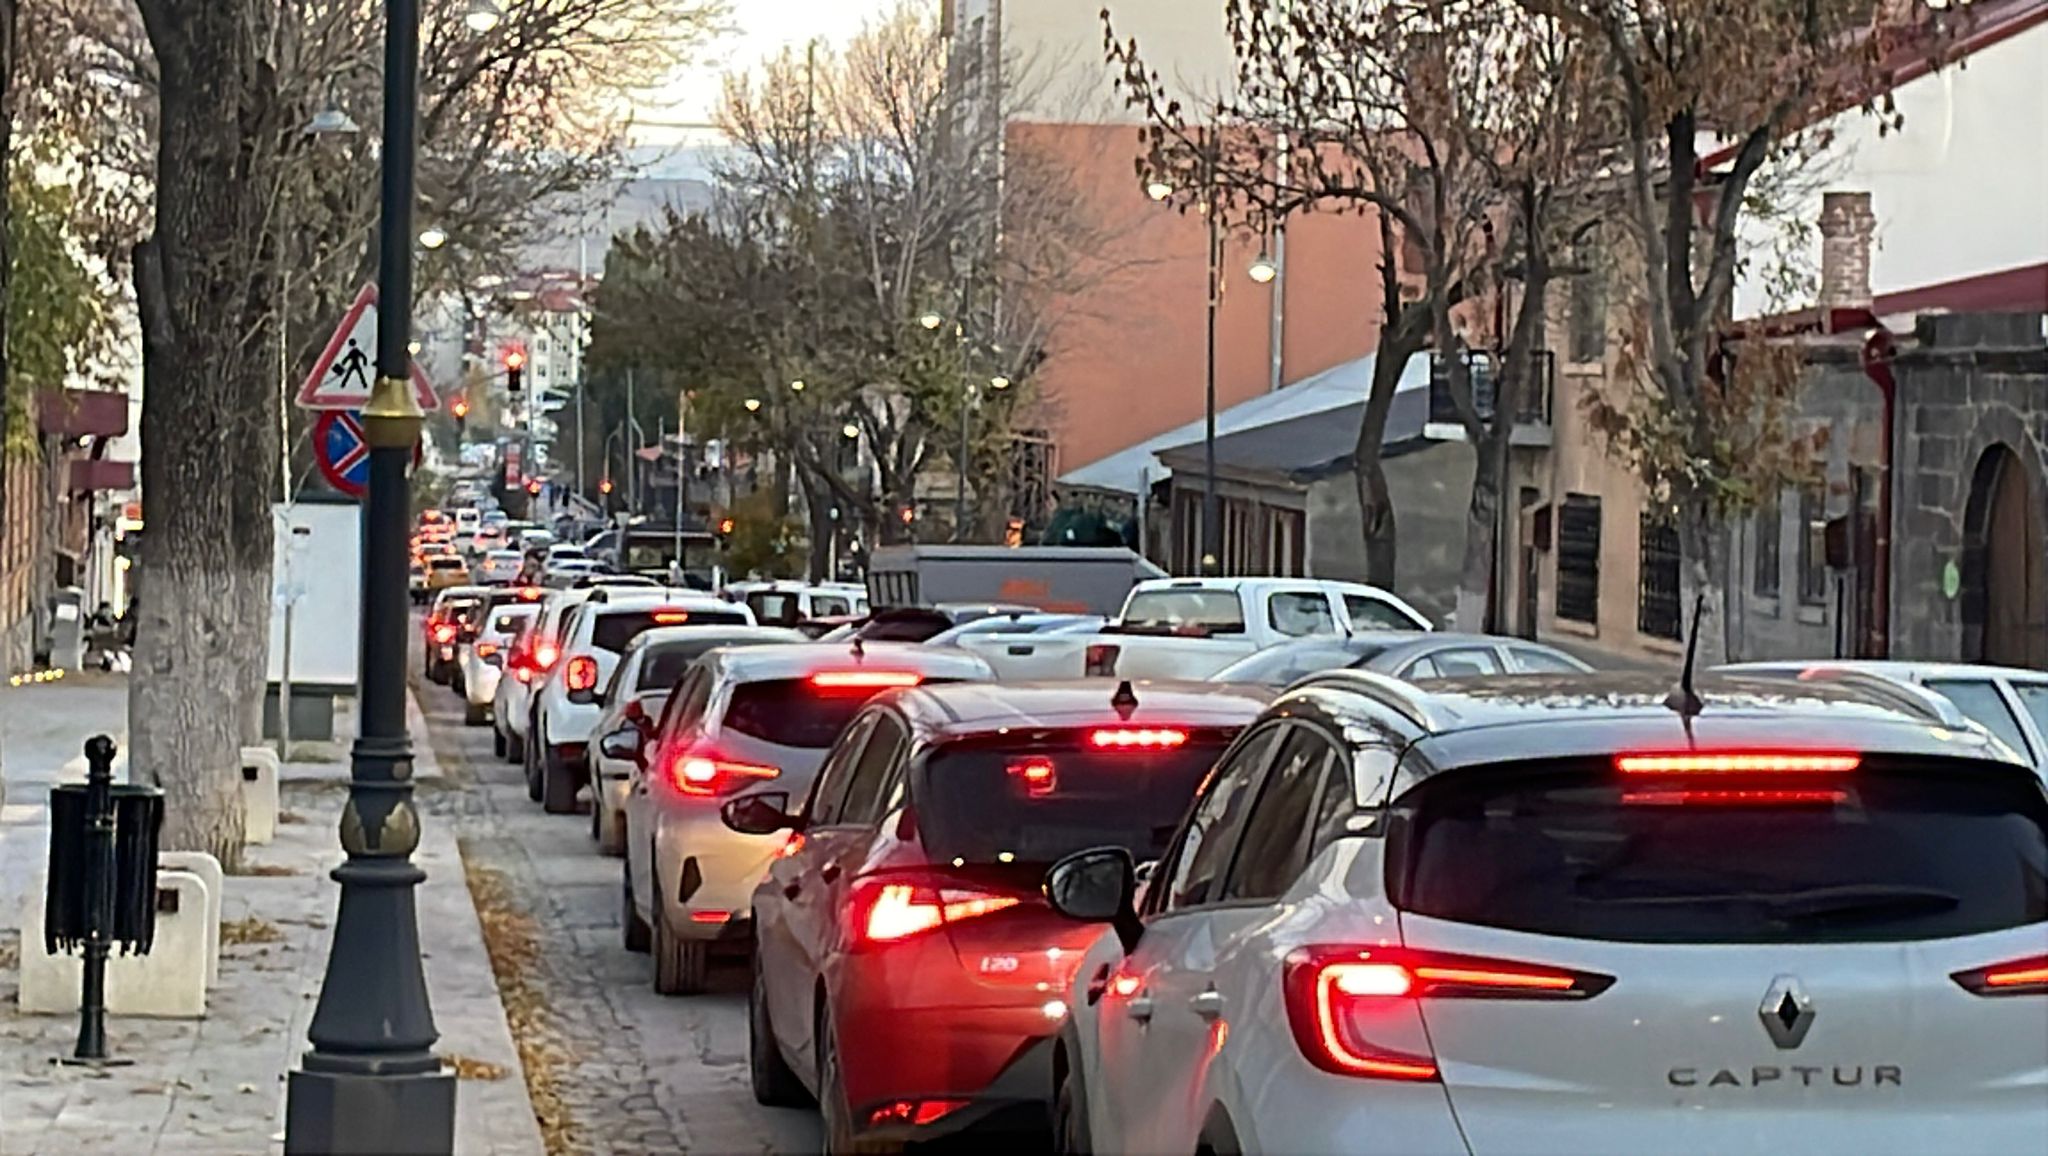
[
  {"x1": 743, "y1": 397, "x2": 762, "y2": 413},
  {"x1": 462, "y1": 0, "x2": 502, "y2": 32},
  {"x1": 918, "y1": 311, "x2": 944, "y2": 331},
  {"x1": 790, "y1": 379, "x2": 805, "y2": 393},
  {"x1": 303, "y1": 104, "x2": 360, "y2": 137},
  {"x1": 283, "y1": 0, "x2": 456, "y2": 1141},
  {"x1": 1145, "y1": 178, "x2": 1174, "y2": 202},
  {"x1": 1248, "y1": 252, "x2": 1278, "y2": 284},
  {"x1": 418, "y1": 226, "x2": 447, "y2": 250},
  {"x1": 841, "y1": 422, "x2": 861, "y2": 439},
  {"x1": 988, "y1": 375, "x2": 1011, "y2": 391}
]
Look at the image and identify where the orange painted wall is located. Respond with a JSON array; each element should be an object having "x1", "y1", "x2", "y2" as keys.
[{"x1": 1009, "y1": 122, "x2": 1389, "y2": 477}]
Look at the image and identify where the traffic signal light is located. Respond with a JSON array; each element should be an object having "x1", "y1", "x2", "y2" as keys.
[
  {"x1": 718, "y1": 517, "x2": 736, "y2": 535},
  {"x1": 526, "y1": 477, "x2": 542, "y2": 496},
  {"x1": 504, "y1": 349, "x2": 526, "y2": 396},
  {"x1": 450, "y1": 395, "x2": 469, "y2": 436},
  {"x1": 598, "y1": 476, "x2": 613, "y2": 496}
]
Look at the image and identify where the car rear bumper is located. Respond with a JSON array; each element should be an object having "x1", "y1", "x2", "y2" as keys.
[
  {"x1": 651, "y1": 808, "x2": 778, "y2": 938},
  {"x1": 465, "y1": 664, "x2": 503, "y2": 705},
  {"x1": 540, "y1": 697, "x2": 603, "y2": 745},
  {"x1": 839, "y1": 1016, "x2": 1056, "y2": 1144}
]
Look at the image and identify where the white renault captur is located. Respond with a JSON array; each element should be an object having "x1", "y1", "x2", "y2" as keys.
[
  {"x1": 529, "y1": 589, "x2": 754, "y2": 813},
  {"x1": 1043, "y1": 669, "x2": 2048, "y2": 1156},
  {"x1": 461, "y1": 602, "x2": 537, "y2": 727}
]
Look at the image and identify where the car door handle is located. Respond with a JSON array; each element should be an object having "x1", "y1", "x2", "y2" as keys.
[
  {"x1": 1190, "y1": 989, "x2": 1224, "y2": 1020},
  {"x1": 1008, "y1": 645, "x2": 1034, "y2": 656},
  {"x1": 819, "y1": 863, "x2": 841, "y2": 884},
  {"x1": 1126, "y1": 996, "x2": 1154, "y2": 1023}
]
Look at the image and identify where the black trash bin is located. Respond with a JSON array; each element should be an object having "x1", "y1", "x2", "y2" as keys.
[{"x1": 45, "y1": 784, "x2": 166, "y2": 956}]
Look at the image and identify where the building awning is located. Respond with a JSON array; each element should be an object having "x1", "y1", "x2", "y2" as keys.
[{"x1": 1055, "y1": 350, "x2": 1431, "y2": 496}]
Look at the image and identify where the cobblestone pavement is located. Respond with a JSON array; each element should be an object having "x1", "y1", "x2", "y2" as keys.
[{"x1": 411, "y1": 669, "x2": 821, "y2": 1156}]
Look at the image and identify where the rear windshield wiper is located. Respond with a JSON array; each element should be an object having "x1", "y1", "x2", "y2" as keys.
[{"x1": 1759, "y1": 884, "x2": 1961, "y2": 926}]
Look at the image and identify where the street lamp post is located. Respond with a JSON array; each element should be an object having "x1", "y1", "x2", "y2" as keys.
[{"x1": 283, "y1": 0, "x2": 455, "y2": 1144}]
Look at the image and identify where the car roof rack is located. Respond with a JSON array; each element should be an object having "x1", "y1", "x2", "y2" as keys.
[
  {"x1": 1749, "y1": 665, "x2": 1969, "y2": 730},
  {"x1": 1286, "y1": 669, "x2": 1449, "y2": 734}
]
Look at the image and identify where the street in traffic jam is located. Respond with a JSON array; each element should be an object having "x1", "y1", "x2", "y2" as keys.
[{"x1": 4, "y1": 0, "x2": 2048, "y2": 1154}]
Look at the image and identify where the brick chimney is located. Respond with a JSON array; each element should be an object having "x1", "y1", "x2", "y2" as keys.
[{"x1": 1818, "y1": 191, "x2": 1876, "y2": 327}]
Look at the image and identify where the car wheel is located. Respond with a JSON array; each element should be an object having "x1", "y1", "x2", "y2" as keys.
[
  {"x1": 452, "y1": 670, "x2": 467, "y2": 696},
  {"x1": 749, "y1": 944, "x2": 812, "y2": 1107},
  {"x1": 493, "y1": 726, "x2": 507, "y2": 758},
  {"x1": 523, "y1": 728, "x2": 542, "y2": 803},
  {"x1": 621, "y1": 858, "x2": 650, "y2": 953},
  {"x1": 818, "y1": 1007, "x2": 896, "y2": 1154},
  {"x1": 463, "y1": 700, "x2": 488, "y2": 727},
  {"x1": 542, "y1": 743, "x2": 580, "y2": 815},
  {"x1": 506, "y1": 726, "x2": 525, "y2": 765},
  {"x1": 593, "y1": 793, "x2": 625, "y2": 857},
  {"x1": 651, "y1": 898, "x2": 709, "y2": 996},
  {"x1": 1054, "y1": 1057, "x2": 1092, "y2": 1156}
]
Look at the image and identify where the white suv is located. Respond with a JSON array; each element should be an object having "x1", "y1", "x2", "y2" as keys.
[
  {"x1": 528, "y1": 590, "x2": 755, "y2": 813},
  {"x1": 495, "y1": 588, "x2": 598, "y2": 766},
  {"x1": 1044, "y1": 670, "x2": 2048, "y2": 1156}
]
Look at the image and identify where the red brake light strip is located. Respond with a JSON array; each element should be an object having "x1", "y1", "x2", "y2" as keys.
[
  {"x1": 1088, "y1": 727, "x2": 1188, "y2": 750},
  {"x1": 1615, "y1": 752, "x2": 1861, "y2": 774},
  {"x1": 1953, "y1": 954, "x2": 2048, "y2": 996},
  {"x1": 811, "y1": 670, "x2": 923, "y2": 689}
]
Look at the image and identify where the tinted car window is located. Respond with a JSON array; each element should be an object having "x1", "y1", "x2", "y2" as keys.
[
  {"x1": 1221, "y1": 729, "x2": 1337, "y2": 902},
  {"x1": 1120, "y1": 590, "x2": 1245, "y2": 635},
  {"x1": 722, "y1": 679, "x2": 878, "y2": 750},
  {"x1": 2008, "y1": 682, "x2": 2048, "y2": 753},
  {"x1": 806, "y1": 715, "x2": 877, "y2": 825},
  {"x1": 637, "y1": 637, "x2": 771, "y2": 690},
  {"x1": 810, "y1": 594, "x2": 855, "y2": 617},
  {"x1": 1160, "y1": 727, "x2": 1280, "y2": 911},
  {"x1": 1926, "y1": 679, "x2": 2032, "y2": 759},
  {"x1": 590, "y1": 608, "x2": 748, "y2": 653},
  {"x1": 1268, "y1": 591, "x2": 1338, "y2": 637},
  {"x1": 918, "y1": 733, "x2": 1239, "y2": 867},
  {"x1": 1407, "y1": 647, "x2": 1502, "y2": 679},
  {"x1": 746, "y1": 592, "x2": 802, "y2": 626},
  {"x1": 837, "y1": 716, "x2": 908, "y2": 824},
  {"x1": 1396, "y1": 763, "x2": 2048, "y2": 944},
  {"x1": 488, "y1": 609, "x2": 534, "y2": 634},
  {"x1": 1345, "y1": 593, "x2": 1419, "y2": 630},
  {"x1": 1508, "y1": 645, "x2": 1590, "y2": 674}
]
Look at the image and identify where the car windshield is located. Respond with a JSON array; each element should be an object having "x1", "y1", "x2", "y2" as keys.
[
  {"x1": 722, "y1": 678, "x2": 942, "y2": 750},
  {"x1": 1120, "y1": 589, "x2": 1245, "y2": 635},
  {"x1": 918, "y1": 732, "x2": 1238, "y2": 866},
  {"x1": 1394, "y1": 760, "x2": 2048, "y2": 944},
  {"x1": 590, "y1": 608, "x2": 748, "y2": 653},
  {"x1": 1212, "y1": 640, "x2": 1385, "y2": 684}
]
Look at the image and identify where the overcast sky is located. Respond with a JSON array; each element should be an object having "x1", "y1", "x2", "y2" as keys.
[{"x1": 632, "y1": 0, "x2": 903, "y2": 140}]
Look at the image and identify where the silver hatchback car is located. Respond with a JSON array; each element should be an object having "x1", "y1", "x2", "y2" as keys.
[{"x1": 618, "y1": 642, "x2": 994, "y2": 994}]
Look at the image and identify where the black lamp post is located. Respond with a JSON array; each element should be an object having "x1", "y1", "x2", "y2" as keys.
[{"x1": 283, "y1": 0, "x2": 456, "y2": 1144}]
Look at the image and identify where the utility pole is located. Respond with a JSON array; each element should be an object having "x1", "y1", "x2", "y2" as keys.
[
  {"x1": 284, "y1": 0, "x2": 454, "y2": 1140},
  {"x1": 1202, "y1": 127, "x2": 1222, "y2": 576}
]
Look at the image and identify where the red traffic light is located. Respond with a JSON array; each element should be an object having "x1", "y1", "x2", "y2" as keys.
[
  {"x1": 504, "y1": 349, "x2": 527, "y2": 371},
  {"x1": 718, "y1": 517, "x2": 736, "y2": 535},
  {"x1": 450, "y1": 396, "x2": 470, "y2": 419},
  {"x1": 599, "y1": 477, "x2": 614, "y2": 495},
  {"x1": 526, "y1": 478, "x2": 542, "y2": 495}
]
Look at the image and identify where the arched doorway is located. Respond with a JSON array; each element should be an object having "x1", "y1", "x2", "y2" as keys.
[{"x1": 1961, "y1": 444, "x2": 2048, "y2": 667}]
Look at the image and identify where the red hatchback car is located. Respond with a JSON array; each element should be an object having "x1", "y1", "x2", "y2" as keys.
[{"x1": 729, "y1": 679, "x2": 1272, "y2": 1149}]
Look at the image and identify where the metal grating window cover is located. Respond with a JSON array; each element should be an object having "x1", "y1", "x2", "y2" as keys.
[
  {"x1": 1556, "y1": 495, "x2": 1602, "y2": 624},
  {"x1": 1638, "y1": 512, "x2": 1681, "y2": 641}
]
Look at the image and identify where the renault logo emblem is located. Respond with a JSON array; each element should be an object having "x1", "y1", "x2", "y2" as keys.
[{"x1": 1760, "y1": 976, "x2": 1816, "y2": 1049}]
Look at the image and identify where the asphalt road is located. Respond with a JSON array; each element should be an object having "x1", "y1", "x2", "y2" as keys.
[{"x1": 413, "y1": 660, "x2": 823, "y2": 1155}]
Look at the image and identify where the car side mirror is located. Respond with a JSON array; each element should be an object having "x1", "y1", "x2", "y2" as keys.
[
  {"x1": 721, "y1": 791, "x2": 800, "y2": 837},
  {"x1": 1044, "y1": 846, "x2": 1143, "y2": 954},
  {"x1": 598, "y1": 726, "x2": 642, "y2": 762}
]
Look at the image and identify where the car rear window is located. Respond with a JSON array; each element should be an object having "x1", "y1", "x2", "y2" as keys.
[
  {"x1": 1217, "y1": 641, "x2": 1385, "y2": 685},
  {"x1": 1120, "y1": 590, "x2": 1245, "y2": 635},
  {"x1": 430, "y1": 558, "x2": 467, "y2": 571},
  {"x1": 590, "y1": 608, "x2": 748, "y2": 653},
  {"x1": 722, "y1": 678, "x2": 932, "y2": 749},
  {"x1": 746, "y1": 592, "x2": 802, "y2": 625},
  {"x1": 637, "y1": 637, "x2": 770, "y2": 690},
  {"x1": 917, "y1": 733, "x2": 1238, "y2": 866},
  {"x1": 488, "y1": 609, "x2": 534, "y2": 634},
  {"x1": 1393, "y1": 761, "x2": 2048, "y2": 944}
]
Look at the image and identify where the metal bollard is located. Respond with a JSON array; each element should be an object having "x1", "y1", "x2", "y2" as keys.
[{"x1": 71, "y1": 735, "x2": 126, "y2": 1065}]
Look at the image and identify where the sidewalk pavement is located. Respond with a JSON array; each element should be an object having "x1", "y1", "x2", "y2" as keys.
[{"x1": 0, "y1": 676, "x2": 544, "y2": 1155}]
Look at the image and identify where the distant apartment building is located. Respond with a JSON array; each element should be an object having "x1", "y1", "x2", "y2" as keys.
[{"x1": 947, "y1": 0, "x2": 1393, "y2": 502}]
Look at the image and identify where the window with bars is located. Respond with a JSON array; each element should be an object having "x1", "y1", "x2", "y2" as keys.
[
  {"x1": 1556, "y1": 494, "x2": 1601, "y2": 624},
  {"x1": 1568, "y1": 230, "x2": 1609, "y2": 364},
  {"x1": 1753, "y1": 494, "x2": 1782, "y2": 599},
  {"x1": 1638, "y1": 512, "x2": 1681, "y2": 641}
]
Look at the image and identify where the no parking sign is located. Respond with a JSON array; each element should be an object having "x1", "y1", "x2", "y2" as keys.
[{"x1": 312, "y1": 411, "x2": 421, "y2": 499}]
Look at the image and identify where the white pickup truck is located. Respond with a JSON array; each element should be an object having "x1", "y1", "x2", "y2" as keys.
[{"x1": 1054, "y1": 577, "x2": 1432, "y2": 682}]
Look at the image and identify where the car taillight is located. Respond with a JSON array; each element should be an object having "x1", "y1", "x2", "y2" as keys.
[
  {"x1": 1622, "y1": 787, "x2": 1848, "y2": 807},
  {"x1": 810, "y1": 670, "x2": 922, "y2": 690},
  {"x1": 432, "y1": 624, "x2": 457, "y2": 644},
  {"x1": 1282, "y1": 946, "x2": 1611, "y2": 1080},
  {"x1": 1952, "y1": 954, "x2": 2048, "y2": 996},
  {"x1": 1008, "y1": 758, "x2": 1057, "y2": 797},
  {"x1": 850, "y1": 878, "x2": 1022, "y2": 946},
  {"x1": 1615, "y1": 752, "x2": 1861, "y2": 774},
  {"x1": 652, "y1": 610, "x2": 691, "y2": 624},
  {"x1": 566, "y1": 656, "x2": 599, "y2": 692},
  {"x1": 668, "y1": 751, "x2": 780, "y2": 797},
  {"x1": 867, "y1": 1099, "x2": 969, "y2": 1128},
  {"x1": 1088, "y1": 727, "x2": 1187, "y2": 750},
  {"x1": 476, "y1": 642, "x2": 499, "y2": 659},
  {"x1": 1083, "y1": 643, "x2": 1119, "y2": 677},
  {"x1": 532, "y1": 642, "x2": 560, "y2": 670}
]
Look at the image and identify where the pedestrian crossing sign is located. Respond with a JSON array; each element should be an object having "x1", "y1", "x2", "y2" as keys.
[{"x1": 296, "y1": 283, "x2": 440, "y2": 411}]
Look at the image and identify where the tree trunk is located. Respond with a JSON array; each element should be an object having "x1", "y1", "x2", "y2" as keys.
[
  {"x1": 1677, "y1": 494, "x2": 1730, "y2": 667},
  {"x1": 1453, "y1": 432, "x2": 1505, "y2": 633},
  {"x1": 1354, "y1": 305, "x2": 1429, "y2": 590},
  {"x1": 129, "y1": 0, "x2": 279, "y2": 867}
]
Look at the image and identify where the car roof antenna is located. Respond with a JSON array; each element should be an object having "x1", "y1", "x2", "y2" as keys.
[
  {"x1": 1664, "y1": 594, "x2": 1707, "y2": 719},
  {"x1": 850, "y1": 636, "x2": 865, "y2": 661}
]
